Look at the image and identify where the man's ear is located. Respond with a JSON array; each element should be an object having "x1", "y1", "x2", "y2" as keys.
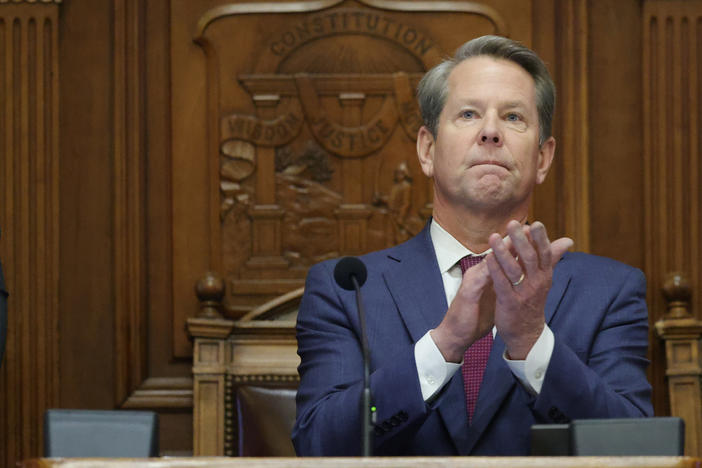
[
  {"x1": 417, "y1": 126, "x2": 436, "y2": 178},
  {"x1": 535, "y1": 136, "x2": 556, "y2": 185}
]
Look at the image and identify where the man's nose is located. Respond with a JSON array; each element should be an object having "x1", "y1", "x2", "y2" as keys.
[{"x1": 477, "y1": 115, "x2": 503, "y2": 146}]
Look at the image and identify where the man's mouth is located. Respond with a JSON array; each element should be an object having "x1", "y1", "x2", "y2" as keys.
[{"x1": 471, "y1": 160, "x2": 509, "y2": 170}]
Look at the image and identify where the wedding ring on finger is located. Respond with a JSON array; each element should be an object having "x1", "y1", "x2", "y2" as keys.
[{"x1": 512, "y1": 273, "x2": 525, "y2": 287}]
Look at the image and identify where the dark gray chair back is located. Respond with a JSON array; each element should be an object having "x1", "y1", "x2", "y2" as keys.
[
  {"x1": 44, "y1": 409, "x2": 159, "y2": 457},
  {"x1": 570, "y1": 417, "x2": 684, "y2": 456},
  {"x1": 532, "y1": 417, "x2": 684, "y2": 456}
]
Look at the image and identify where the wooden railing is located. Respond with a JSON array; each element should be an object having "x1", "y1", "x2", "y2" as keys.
[{"x1": 655, "y1": 272, "x2": 702, "y2": 456}]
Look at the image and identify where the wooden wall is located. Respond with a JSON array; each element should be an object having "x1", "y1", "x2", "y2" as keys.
[{"x1": 0, "y1": 0, "x2": 700, "y2": 465}]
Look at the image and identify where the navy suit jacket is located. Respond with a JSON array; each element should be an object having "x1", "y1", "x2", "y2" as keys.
[{"x1": 292, "y1": 223, "x2": 653, "y2": 456}]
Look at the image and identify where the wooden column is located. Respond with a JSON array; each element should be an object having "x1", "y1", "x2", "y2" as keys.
[
  {"x1": 335, "y1": 92, "x2": 372, "y2": 255},
  {"x1": 656, "y1": 273, "x2": 702, "y2": 456},
  {"x1": 246, "y1": 95, "x2": 288, "y2": 269},
  {"x1": 188, "y1": 272, "x2": 233, "y2": 456},
  {"x1": 555, "y1": 0, "x2": 590, "y2": 249},
  {"x1": 643, "y1": 0, "x2": 702, "y2": 417},
  {"x1": 0, "y1": 1, "x2": 60, "y2": 466}
]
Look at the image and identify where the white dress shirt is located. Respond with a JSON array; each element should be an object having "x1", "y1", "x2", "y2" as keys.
[{"x1": 414, "y1": 219, "x2": 554, "y2": 401}]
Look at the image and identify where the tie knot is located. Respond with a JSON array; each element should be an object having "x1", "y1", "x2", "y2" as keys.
[{"x1": 459, "y1": 254, "x2": 485, "y2": 274}]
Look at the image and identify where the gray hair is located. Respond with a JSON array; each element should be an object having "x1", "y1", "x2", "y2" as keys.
[{"x1": 417, "y1": 35, "x2": 555, "y2": 145}]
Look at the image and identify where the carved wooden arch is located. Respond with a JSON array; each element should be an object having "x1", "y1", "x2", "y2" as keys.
[{"x1": 195, "y1": 1, "x2": 509, "y2": 40}]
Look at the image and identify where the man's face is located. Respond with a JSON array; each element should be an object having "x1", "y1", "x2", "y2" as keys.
[{"x1": 417, "y1": 56, "x2": 555, "y2": 217}]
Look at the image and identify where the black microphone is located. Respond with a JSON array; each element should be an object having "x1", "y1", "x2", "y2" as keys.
[
  {"x1": 333, "y1": 256, "x2": 367, "y2": 290},
  {"x1": 333, "y1": 257, "x2": 374, "y2": 456}
]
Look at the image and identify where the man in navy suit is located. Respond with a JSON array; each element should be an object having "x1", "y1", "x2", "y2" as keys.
[{"x1": 292, "y1": 35, "x2": 652, "y2": 456}]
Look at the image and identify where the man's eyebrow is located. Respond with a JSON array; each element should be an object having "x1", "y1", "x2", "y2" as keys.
[
  {"x1": 454, "y1": 99, "x2": 529, "y2": 109},
  {"x1": 455, "y1": 98, "x2": 484, "y2": 107},
  {"x1": 501, "y1": 101, "x2": 528, "y2": 109}
]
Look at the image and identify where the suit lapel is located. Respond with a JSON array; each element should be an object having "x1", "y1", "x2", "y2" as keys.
[
  {"x1": 544, "y1": 258, "x2": 572, "y2": 326},
  {"x1": 381, "y1": 225, "x2": 448, "y2": 342},
  {"x1": 381, "y1": 225, "x2": 470, "y2": 453},
  {"x1": 464, "y1": 259, "x2": 573, "y2": 453}
]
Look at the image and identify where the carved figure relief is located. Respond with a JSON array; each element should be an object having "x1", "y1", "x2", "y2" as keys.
[
  {"x1": 193, "y1": 0, "x2": 508, "y2": 312},
  {"x1": 373, "y1": 162, "x2": 423, "y2": 244}
]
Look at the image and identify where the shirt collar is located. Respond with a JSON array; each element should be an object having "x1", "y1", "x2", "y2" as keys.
[{"x1": 430, "y1": 219, "x2": 491, "y2": 274}]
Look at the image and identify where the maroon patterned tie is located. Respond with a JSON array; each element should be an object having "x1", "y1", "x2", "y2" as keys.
[{"x1": 459, "y1": 255, "x2": 493, "y2": 423}]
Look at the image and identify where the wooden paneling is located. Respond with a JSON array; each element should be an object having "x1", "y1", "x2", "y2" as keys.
[
  {"x1": 0, "y1": 2, "x2": 60, "y2": 466},
  {"x1": 588, "y1": 0, "x2": 644, "y2": 268},
  {"x1": 644, "y1": 0, "x2": 702, "y2": 416},
  {"x1": 58, "y1": 0, "x2": 115, "y2": 413},
  {"x1": 56, "y1": 0, "x2": 193, "y2": 459}
]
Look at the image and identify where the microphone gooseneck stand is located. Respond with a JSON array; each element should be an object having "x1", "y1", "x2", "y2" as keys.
[
  {"x1": 352, "y1": 273, "x2": 374, "y2": 457},
  {"x1": 333, "y1": 256, "x2": 374, "y2": 456}
]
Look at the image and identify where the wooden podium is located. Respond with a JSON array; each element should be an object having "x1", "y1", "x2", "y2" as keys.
[{"x1": 19, "y1": 457, "x2": 702, "y2": 468}]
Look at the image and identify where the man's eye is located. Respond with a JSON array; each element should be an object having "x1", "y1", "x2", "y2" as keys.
[
  {"x1": 461, "y1": 110, "x2": 475, "y2": 119},
  {"x1": 506, "y1": 113, "x2": 521, "y2": 121}
]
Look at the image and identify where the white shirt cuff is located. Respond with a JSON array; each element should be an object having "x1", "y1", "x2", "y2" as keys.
[
  {"x1": 415, "y1": 330, "x2": 461, "y2": 401},
  {"x1": 503, "y1": 325, "x2": 554, "y2": 395}
]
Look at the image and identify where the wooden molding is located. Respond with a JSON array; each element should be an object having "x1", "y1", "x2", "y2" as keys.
[
  {"x1": 555, "y1": 0, "x2": 590, "y2": 251},
  {"x1": 121, "y1": 377, "x2": 194, "y2": 409},
  {"x1": 195, "y1": 0, "x2": 508, "y2": 40},
  {"x1": 0, "y1": 3, "x2": 60, "y2": 466},
  {"x1": 187, "y1": 317, "x2": 236, "y2": 339},
  {"x1": 231, "y1": 374, "x2": 299, "y2": 384},
  {"x1": 113, "y1": 0, "x2": 148, "y2": 407}
]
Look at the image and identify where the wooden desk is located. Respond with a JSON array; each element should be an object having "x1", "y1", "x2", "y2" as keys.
[{"x1": 20, "y1": 457, "x2": 702, "y2": 468}]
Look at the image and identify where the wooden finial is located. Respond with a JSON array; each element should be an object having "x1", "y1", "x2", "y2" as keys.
[
  {"x1": 195, "y1": 271, "x2": 225, "y2": 318},
  {"x1": 662, "y1": 272, "x2": 691, "y2": 319}
]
